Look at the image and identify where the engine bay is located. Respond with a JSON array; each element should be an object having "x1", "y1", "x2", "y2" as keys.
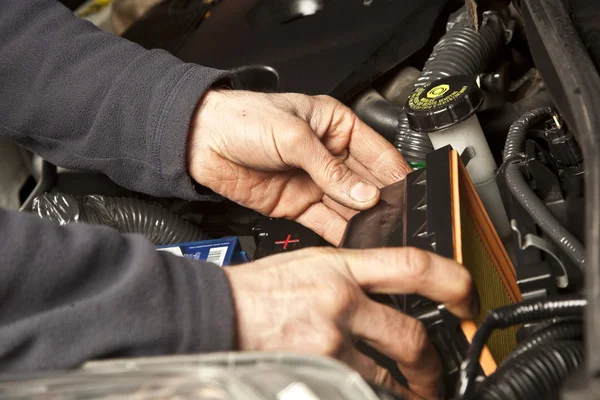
[{"x1": 5, "y1": 0, "x2": 600, "y2": 399}]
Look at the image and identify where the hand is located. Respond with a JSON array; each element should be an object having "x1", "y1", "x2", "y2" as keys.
[
  {"x1": 188, "y1": 90, "x2": 410, "y2": 245},
  {"x1": 224, "y1": 247, "x2": 478, "y2": 400}
]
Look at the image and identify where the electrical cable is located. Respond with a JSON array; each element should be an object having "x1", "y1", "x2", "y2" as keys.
[
  {"x1": 502, "y1": 107, "x2": 586, "y2": 268},
  {"x1": 475, "y1": 340, "x2": 584, "y2": 400},
  {"x1": 455, "y1": 297, "x2": 586, "y2": 400},
  {"x1": 501, "y1": 320, "x2": 582, "y2": 364}
]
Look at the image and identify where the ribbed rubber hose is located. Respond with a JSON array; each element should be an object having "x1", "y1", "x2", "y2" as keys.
[
  {"x1": 503, "y1": 107, "x2": 586, "y2": 268},
  {"x1": 475, "y1": 340, "x2": 584, "y2": 400},
  {"x1": 503, "y1": 107, "x2": 553, "y2": 161},
  {"x1": 394, "y1": 12, "x2": 506, "y2": 162},
  {"x1": 33, "y1": 193, "x2": 205, "y2": 246},
  {"x1": 501, "y1": 321, "x2": 583, "y2": 364},
  {"x1": 456, "y1": 297, "x2": 586, "y2": 400},
  {"x1": 80, "y1": 195, "x2": 205, "y2": 245}
]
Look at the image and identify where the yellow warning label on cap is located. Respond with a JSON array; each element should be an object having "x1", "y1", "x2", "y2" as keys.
[
  {"x1": 408, "y1": 85, "x2": 469, "y2": 111},
  {"x1": 427, "y1": 84, "x2": 450, "y2": 99}
]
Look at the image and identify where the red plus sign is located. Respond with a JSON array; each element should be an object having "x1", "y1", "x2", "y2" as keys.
[{"x1": 275, "y1": 234, "x2": 300, "y2": 250}]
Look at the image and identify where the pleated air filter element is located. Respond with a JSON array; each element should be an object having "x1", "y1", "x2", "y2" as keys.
[
  {"x1": 341, "y1": 146, "x2": 521, "y2": 381},
  {"x1": 449, "y1": 148, "x2": 521, "y2": 373}
]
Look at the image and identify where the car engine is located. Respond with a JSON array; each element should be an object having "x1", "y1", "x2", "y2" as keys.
[{"x1": 4, "y1": 0, "x2": 600, "y2": 399}]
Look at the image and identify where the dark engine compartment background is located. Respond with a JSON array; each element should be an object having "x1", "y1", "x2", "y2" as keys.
[{"x1": 123, "y1": 0, "x2": 447, "y2": 99}]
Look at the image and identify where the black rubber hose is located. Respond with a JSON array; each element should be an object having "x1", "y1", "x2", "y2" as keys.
[
  {"x1": 503, "y1": 107, "x2": 586, "y2": 268},
  {"x1": 394, "y1": 11, "x2": 507, "y2": 162},
  {"x1": 501, "y1": 321, "x2": 583, "y2": 364},
  {"x1": 352, "y1": 89, "x2": 405, "y2": 144},
  {"x1": 456, "y1": 297, "x2": 586, "y2": 400},
  {"x1": 503, "y1": 107, "x2": 553, "y2": 161},
  {"x1": 416, "y1": 14, "x2": 506, "y2": 86},
  {"x1": 475, "y1": 340, "x2": 584, "y2": 400}
]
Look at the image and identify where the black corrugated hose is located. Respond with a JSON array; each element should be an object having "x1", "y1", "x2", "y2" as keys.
[
  {"x1": 393, "y1": 10, "x2": 507, "y2": 162},
  {"x1": 33, "y1": 193, "x2": 206, "y2": 246},
  {"x1": 502, "y1": 107, "x2": 586, "y2": 268},
  {"x1": 475, "y1": 340, "x2": 584, "y2": 400},
  {"x1": 501, "y1": 320, "x2": 582, "y2": 364},
  {"x1": 81, "y1": 196, "x2": 206, "y2": 245},
  {"x1": 455, "y1": 297, "x2": 586, "y2": 400}
]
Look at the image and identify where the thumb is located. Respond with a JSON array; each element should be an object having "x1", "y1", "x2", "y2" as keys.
[{"x1": 288, "y1": 124, "x2": 381, "y2": 210}]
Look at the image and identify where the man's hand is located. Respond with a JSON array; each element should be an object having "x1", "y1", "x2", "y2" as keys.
[
  {"x1": 224, "y1": 247, "x2": 478, "y2": 400},
  {"x1": 188, "y1": 90, "x2": 410, "y2": 245}
]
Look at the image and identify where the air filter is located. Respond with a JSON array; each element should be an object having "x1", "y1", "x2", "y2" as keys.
[
  {"x1": 450, "y1": 148, "x2": 521, "y2": 372},
  {"x1": 341, "y1": 146, "x2": 521, "y2": 392}
]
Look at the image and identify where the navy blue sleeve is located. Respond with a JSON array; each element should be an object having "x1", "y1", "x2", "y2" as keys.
[{"x1": 0, "y1": 0, "x2": 232, "y2": 200}]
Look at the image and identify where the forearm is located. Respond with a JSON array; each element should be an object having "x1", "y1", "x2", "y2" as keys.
[
  {"x1": 0, "y1": 0, "x2": 232, "y2": 200},
  {"x1": 0, "y1": 209, "x2": 234, "y2": 373}
]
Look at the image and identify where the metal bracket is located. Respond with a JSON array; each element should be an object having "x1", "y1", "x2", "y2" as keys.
[{"x1": 511, "y1": 219, "x2": 569, "y2": 288}]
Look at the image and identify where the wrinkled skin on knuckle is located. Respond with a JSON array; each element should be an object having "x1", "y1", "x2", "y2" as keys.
[
  {"x1": 273, "y1": 119, "x2": 311, "y2": 163},
  {"x1": 266, "y1": 92, "x2": 298, "y2": 115},
  {"x1": 326, "y1": 278, "x2": 360, "y2": 319},
  {"x1": 315, "y1": 94, "x2": 349, "y2": 116},
  {"x1": 400, "y1": 247, "x2": 431, "y2": 284},
  {"x1": 323, "y1": 157, "x2": 350, "y2": 185},
  {"x1": 278, "y1": 93, "x2": 315, "y2": 120},
  {"x1": 300, "y1": 248, "x2": 361, "y2": 318}
]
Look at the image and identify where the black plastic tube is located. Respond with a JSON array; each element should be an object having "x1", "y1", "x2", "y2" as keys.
[
  {"x1": 456, "y1": 297, "x2": 586, "y2": 400},
  {"x1": 503, "y1": 107, "x2": 553, "y2": 161},
  {"x1": 501, "y1": 321, "x2": 583, "y2": 364},
  {"x1": 352, "y1": 89, "x2": 405, "y2": 144},
  {"x1": 475, "y1": 340, "x2": 584, "y2": 400},
  {"x1": 502, "y1": 107, "x2": 586, "y2": 268},
  {"x1": 394, "y1": 11, "x2": 507, "y2": 162}
]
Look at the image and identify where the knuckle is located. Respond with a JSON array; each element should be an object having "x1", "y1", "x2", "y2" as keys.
[
  {"x1": 323, "y1": 158, "x2": 349, "y2": 184},
  {"x1": 317, "y1": 328, "x2": 346, "y2": 356},
  {"x1": 288, "y1": 120, "x2": 311, "y2": 142},
  {"x1": 317, "y1": 94, "x2": 348, "y2": 114},
  {"x1": 327, "y1": 277, "x2": 360, "y2": 315},
  {"x1": 401, "y1": 247, "x2": 431, "y2": 282},
  {"x1": 314, "y1": 94, "x2": 336, "y2": 104},
  {"x1": 339, "y1": 283, "x2": 360, "y2": 312},
  {"x1": 456, "y1": 269, "x2": 474, "y2": 300},
  {"x1": 403, "y1": 319, "x2": 430, "y2": 365}
]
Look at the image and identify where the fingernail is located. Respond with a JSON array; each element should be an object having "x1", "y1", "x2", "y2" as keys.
[
  {"x1": 350, "y1": 181, "x2": 378, "y2": 202},
  {"x1": 470, "y1": 286, "x2": 481, "y2": 318}
]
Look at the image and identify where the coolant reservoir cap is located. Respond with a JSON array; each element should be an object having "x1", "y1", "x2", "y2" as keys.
[{"x1": 404, "y1": 75, "x2": 484, "y2": 133}]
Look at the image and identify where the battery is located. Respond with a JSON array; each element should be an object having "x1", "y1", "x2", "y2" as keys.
[{"x1": 157, "y1": 237, "x2": 247, "y2": 267}]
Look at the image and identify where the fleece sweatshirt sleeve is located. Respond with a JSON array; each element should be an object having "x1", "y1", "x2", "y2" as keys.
[
  {"x1": 0, "y1": 208, "x2": 235, "y2": 373},
  {"x1": 0, "y1": 0, "x2": 233, "y2": 200},
  {"x1": 0, "y1": 0, "x2": 237, "y2": 372}
]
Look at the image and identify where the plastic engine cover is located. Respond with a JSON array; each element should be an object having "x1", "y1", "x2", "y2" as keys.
[{"x1": 125, "y1": 0, "x2": 446, "y2": 100}]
